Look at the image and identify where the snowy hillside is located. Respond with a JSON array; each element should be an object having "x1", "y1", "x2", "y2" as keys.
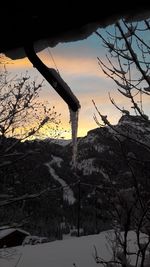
[{"x1": 0, "y1": 230, "x2": 149, "y2": 267}]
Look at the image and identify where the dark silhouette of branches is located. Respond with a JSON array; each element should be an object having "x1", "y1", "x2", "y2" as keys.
[
  {"x1": 0, "y1": 67, "x2": 63, "y2": 230},
  {"x1": 95, "y1": 18, "x2": 150, "y2": 121},
  {"x1": 93, "y1": 18, "x2": 150, "y2": 266},
  {"x1": 0, "y1": 68, "x2": 62, "y2": 141}
]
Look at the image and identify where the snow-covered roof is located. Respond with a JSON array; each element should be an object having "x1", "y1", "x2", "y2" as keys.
[
  {"x1": 2, "y1": 3, "x2": 150, "y2": 60},
  {"x1": 0, "y1": 228, "x2": 30, "y2": 239}
]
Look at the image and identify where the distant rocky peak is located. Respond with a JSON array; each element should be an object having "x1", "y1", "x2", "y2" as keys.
[{"x1": 118, "y1": 114, "x2": 150, "y2": 126}]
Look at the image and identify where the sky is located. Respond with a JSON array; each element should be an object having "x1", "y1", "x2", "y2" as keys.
[
  {"x1": 1, "y1": 21, "x2": 150, "y2": 139},
  {"x1": 0, "y1": 29, "x2": 119, "y2": 139}
]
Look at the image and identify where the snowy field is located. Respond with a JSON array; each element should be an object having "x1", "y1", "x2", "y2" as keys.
[{"x1": 0, "y1": 230, "x2": 149, "y2": 267}]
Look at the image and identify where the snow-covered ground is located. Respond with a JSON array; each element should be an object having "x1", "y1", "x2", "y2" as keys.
[
  {"x1": 45, "y1": 156, "x2": 75, "y2": 205},
  {"x1": 0, "y1": 230, "x2": 149, "y2": 267}
]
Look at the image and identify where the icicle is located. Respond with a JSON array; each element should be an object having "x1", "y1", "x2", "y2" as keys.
[{"x1": 69, "y1": 108, "x2": 79, "y2": 169}]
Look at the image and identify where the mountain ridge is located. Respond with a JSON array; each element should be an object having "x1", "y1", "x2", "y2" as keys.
[{"x1": 1, "y1": 114, "x2": 150, "y2": 239}]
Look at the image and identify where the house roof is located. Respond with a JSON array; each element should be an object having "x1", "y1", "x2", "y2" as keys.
[
  {"x1": 1, "y1": 2, "x2": 150, "y2": 59},
  {"x1": 1, "y1": 2, "x2": 150, "y2": 111},
  {"x1": 0, "y1": 228, "x2": 30, "y2": 240}
]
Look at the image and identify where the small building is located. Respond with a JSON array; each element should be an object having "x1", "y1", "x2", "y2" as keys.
[{"x1": 0, "y1": 227, "x2": 30, "y2": 248}]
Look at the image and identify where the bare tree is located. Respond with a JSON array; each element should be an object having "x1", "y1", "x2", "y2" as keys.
[
  {"x1": 0, "y1": 66, "x2": 64, "y2": 164},
  {"x1": 0, "y1": 67, "x2": 64, "y2": 230},
  {"x1": 95, "y1": 18, "x2": 150, "y2": 120},
  {"x1": 92, "y1": 18, "x2": 150, "y2": 266},
  {"x1": 0, "y1": 67, "x2": 62, "y2": 141}
]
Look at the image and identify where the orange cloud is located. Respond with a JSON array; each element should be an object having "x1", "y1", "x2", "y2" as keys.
[
  {"x1": 40, "y1": 51, "x2": 106, "y2": 78},
  {"x1": 2, "y1": 57, "x2": 32, "y2": 69},
  {"x1": 4, "y1": 50, "x2": 105, "y2": 77}
]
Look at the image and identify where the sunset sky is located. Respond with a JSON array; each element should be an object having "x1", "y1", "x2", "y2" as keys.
[{"x1": 2, "y1": 22, "x2": 150, "y2": 139}]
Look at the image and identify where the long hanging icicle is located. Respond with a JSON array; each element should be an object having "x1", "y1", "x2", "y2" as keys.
[{"x1": 69, "y1": 108, "x2": 79, "y2": 169}]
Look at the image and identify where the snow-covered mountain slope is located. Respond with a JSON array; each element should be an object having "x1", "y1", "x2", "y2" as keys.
[
  {"x1": 45, "y1": 155, "x2": 75, "y2": 205},
  {"x1": 2, "y1": 115, "x2": 150, "y2": 205},
  {"x1": 73, "y1": 115, "x2": 150, "y2": 183},
  {"x1": 1, "y1": 115, "x2": 150, "y2": 241}
]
